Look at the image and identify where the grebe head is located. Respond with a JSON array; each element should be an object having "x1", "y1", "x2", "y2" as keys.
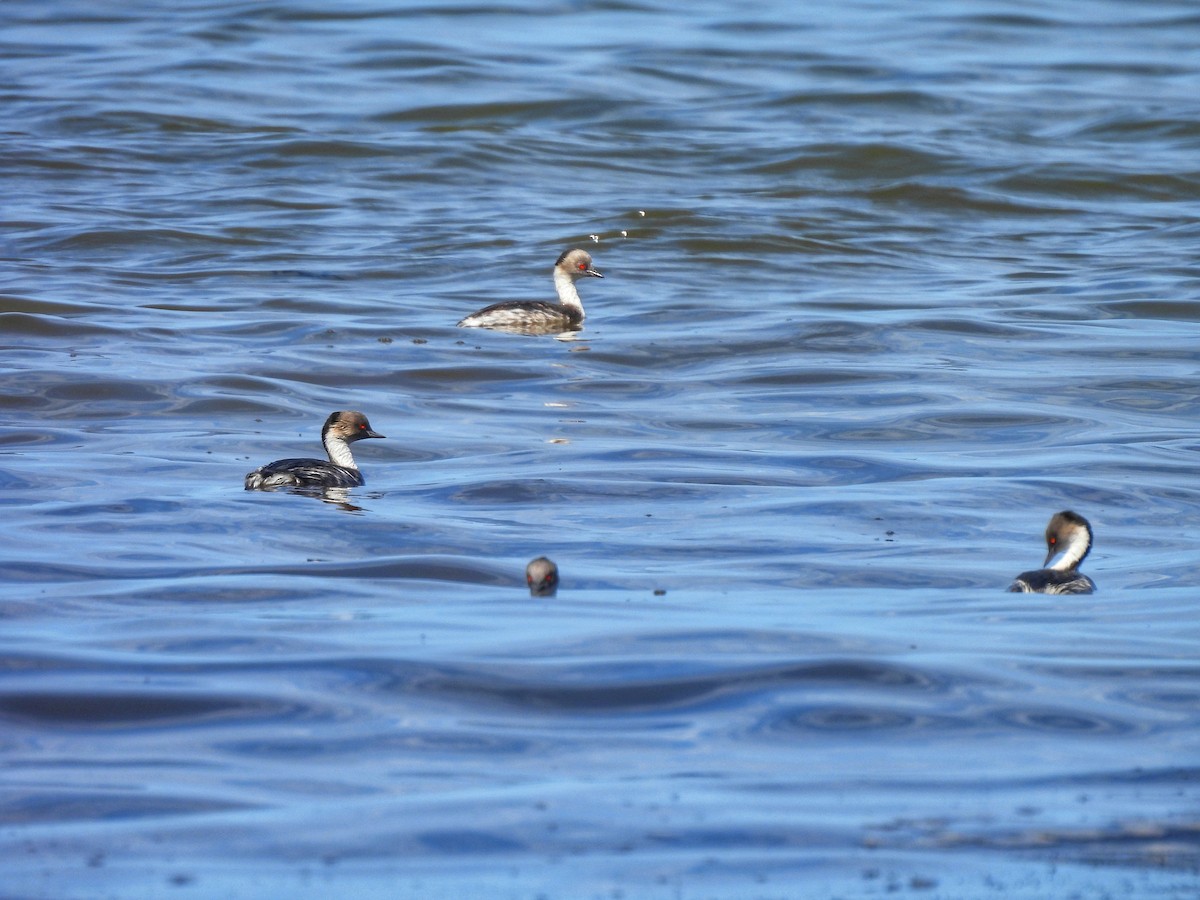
[
  {"x1": 526, "y1": 557, "x2": 559, "y2": 597},
  {"x1": 324, "y1": 410, "x2": 385, "y2": 444},
  {"x1": 1043, "y1": 510, "x2": 1093, "y2": 571},
  {"x1": 555, "y1": 248, "x2": 603, "y2": 282}
]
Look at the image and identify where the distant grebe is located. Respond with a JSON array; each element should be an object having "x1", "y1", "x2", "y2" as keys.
[
  {"x1": 457, "y1": 248, "x2": 602, "y2": 334},
  {"x1": 526, "y1": 557, "x2": 559, "y2": 597},
  {"x1": 1007, "y1": 510, "x2": 1096, "y2": 594},
  {"x1": 244, "y1": 411, "x2": 385, "y2": 490}
]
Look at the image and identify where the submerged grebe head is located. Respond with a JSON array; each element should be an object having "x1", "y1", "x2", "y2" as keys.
[
  {"x1": 1042, "y1": 510, "x2": 1093, "y2": 571},
  {"x1": 526, "y1": 557, "x2": 559, "y2": 597},
  {"x1": 554, "y1": 248, "x2": 603, "y2": 282}
]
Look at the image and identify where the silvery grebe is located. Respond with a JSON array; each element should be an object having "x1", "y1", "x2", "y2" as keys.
[
  {"x1": 457, "y1": 248, "x2": 602, "y2": 334},
  {"x1": 244, "y1": 411, "x2": 385, "y2": 490},
  {"x1": 526, "y1": 557, "x2": 559, "y2": 597},
  {"x1": 1008, "y1": 510, "x2": 1096, "y2": 594}
]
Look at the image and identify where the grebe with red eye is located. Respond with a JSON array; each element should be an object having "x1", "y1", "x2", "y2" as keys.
[
  {"x1": 526, "y1": 556, "x2": 559, "y2": 597},
  {"x1": 244, "y1": 411, "x2": 385, "y2": 490},
  {"x1": 1008, "y1": 510, "x2": 1096, "y2": 594},
  {"x1": 457, "y1": 248, "x2": 603, "y2": 334}
]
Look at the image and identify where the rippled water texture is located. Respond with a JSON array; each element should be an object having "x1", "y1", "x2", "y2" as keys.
[{"x1": 3, "y1": 0, "x2": 1200, "y2": 896}]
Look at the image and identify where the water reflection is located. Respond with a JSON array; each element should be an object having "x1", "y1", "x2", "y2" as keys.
[{"x1": 245, "y1": 483, "x2": 368, "y2": 512}]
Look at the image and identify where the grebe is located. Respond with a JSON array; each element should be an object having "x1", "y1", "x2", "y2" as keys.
[
  {"x1": 1007, "y1": 510, "x2": 1096, "y2": 594},
  {"x1": 244, "y1": 411, "x2": 385, "y2": 490},
  {"x1": 526, "y1": 557, "x2": 559, "y2": 597},
  {"x1": 457, "y1": 248, "x2": 602, "y2": 333}
]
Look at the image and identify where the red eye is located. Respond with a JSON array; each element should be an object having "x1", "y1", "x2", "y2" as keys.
[
  {"x1": 578, "y1": 263, "x2": 587, "y2": 271},
  {"x1": 1049, "y1": 536, "x2": 1056, "y2": 545}
]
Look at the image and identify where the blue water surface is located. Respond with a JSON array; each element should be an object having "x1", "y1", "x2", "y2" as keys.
[{"x1": 2, "y1": 0, "x2": 1199, "y2": 896}]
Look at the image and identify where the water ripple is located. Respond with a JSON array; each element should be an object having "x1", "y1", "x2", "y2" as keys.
[{"x1": 4, "y1": 0, "x2": 1200, "y2": 894}]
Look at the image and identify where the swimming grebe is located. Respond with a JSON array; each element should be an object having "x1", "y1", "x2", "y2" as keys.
[
  {"x1": 526, "y1": 557, "x2": 559, "y2": 597},
  {"x1": 457, "y1": 248, "x2": 602, "y2": 334},
  {"x1": 1007, "y1": 510, "x2": 1096, "y2": 594},
  {"x1": 244, "y1": 410, "x2": 385, "y2": 490}
]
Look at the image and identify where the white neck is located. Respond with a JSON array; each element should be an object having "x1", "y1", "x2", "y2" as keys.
[
  {"x1": 323, "y1": 434, "x2": 358, "y2": 469},
  {"x1": 553, "y1": 269, "x2": 583, "y2": 311},
  {"x1": 1047, "y1": 531, "x2": 1088, "y2": 571}
]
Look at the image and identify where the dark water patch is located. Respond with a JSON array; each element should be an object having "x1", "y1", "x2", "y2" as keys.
[
  {"x1": 764, "y1": 88, "x2": 957, "y2": 115},
  {"x1": 30, "y1": 226, "x2": 250, "y2": 257},
  {"x1": 0, "y1": 311, "x2": 123, "y2": 338},
  {"x1": 905, "y1": 317, "x2": 1047, "y2": 338},
  {"x1": 761, "y1": 705, "x2": 933, "y2": 734},
  {"x1": 733, "y1": 389, "x2": 934, "y2": 416},
  {"x1": 1104, "y1": 300, "x2": 1200, "y2": 322},
  {"x1": 348, "y1": 45, "x2": 482, "y2": 77},
  {"x1": 42, "y1": 498, "x2": 185, "y2": 518},
  {"x1": 642, "y1": 827, "x2": 797, "y2": 851},
  {"x1": 0, "y1": 470, "x2": 45, "y2": 496},
  {"x1": 757, "y1": 143, "x2": 952, "y2": 181},
  {"x1": 405, "y1": 658, "x2": 941, "y2": 716},
  {"x1": 447, "y1": 476, "x2": 713, "y2": 507},
  {"x1": 247, "y1": 138, "x2": 398, "y2": 162},
  {"x1": 781, "y1": 454, "x2": 932, "y2": 487},
  {"x1": 549, "y1": 628, "x2": 861, "y2": 660},
  {"x1": 4, "y1": 791, "x2": 255, "y2": 826},
  {"x1": 378, "y1": 98, "x2": 627, "y2": 129},
  {"x1": 394, "y1": 364, "x2": 557, "y2": 388},
  {"x1": 623, "y1": 62, "x2": 759, "y2": 94},
  {"x1": 917, "y1": 410, "x2": 1087, "y2": 433},
  {"x1": 220, "y1": 729, "x2": 532, "y2": 761},
  {"x1": 729, "y1": 367, "x2": 894, "y2": 388},
  {"x1": 762, "y1": 702, "x2": 1138, "y2": 739},
  {"x1": 0, "y1": 690, "x2": 295, "y2": 729},
  {"x1": 941, "y1": 12, "x2": 1062, "y2": 30},
  {"x1": 778, "y1": 566, "x2": 987, "y2": 591},
  {"x1": 899, "y1": 815, "x2": 1200, "y2": 873},
  {"x1": 0, "y1": 294, "x2": 100, "y2": 318},
  {"x1": 863, "y1": 182, "x2": 1045, "y2": 217},
  {"x1": 1112, "y1": 689, "x2": 1200, "y2": 715},
  {"x1": 52, "y1": 110, "x2": 255, "y2": 138},
  {"x1": 175, "y1": 394, "x2": 303, "y2": 419},
  {"x1": 993, "y1": 167, "x2": 1200, "y2": 203},
  {"x1": 1073, "y1": 114, "x2": 1200, "y2": 143},
  {"x1": 1032, "y1": 663, "x2": 1200, "y2": 684},
  {"x1": 0, "y1": 429, "x2": 81, "y2": 450},
  {"x1": 417, "y1": 830, "x2": 525, "y2": 854},
  {"x1": 990, "y1": 706, "x2": 1135, "y2": 736},
  {"x1": 6, "y1": 375, "x2": 175, "y2": 417},
  {"x1": 809, "y1": 410, "x2": 1088, "y2": 445},
  {"x1": 1090, "y1": 381, "x2": 1200, "y2": 414},
  {"x1": 0, "y1": 554, "x2": 512, "y2": 589},
  {"x1": 247, "y1": 555, "x2": 514, "y2": 587}
]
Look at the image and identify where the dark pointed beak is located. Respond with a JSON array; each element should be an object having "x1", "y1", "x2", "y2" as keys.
[
  {"x1": 364, "y1": 429, "x2": 385, "y2": 439},
  {"x1": 586, "y1": 267, "x2": 603, "y2": 278}
]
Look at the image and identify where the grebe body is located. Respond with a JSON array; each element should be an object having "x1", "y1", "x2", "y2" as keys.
[
  {"x1": 1008, "y1": 510, "x2": 1096, "y2": 594},
  {"x1": 458, "y1": 249, "x2": 602, "y2": 334},
  {"x1": 245, "y1": 411, "x2": 384, "y2": 490}
]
